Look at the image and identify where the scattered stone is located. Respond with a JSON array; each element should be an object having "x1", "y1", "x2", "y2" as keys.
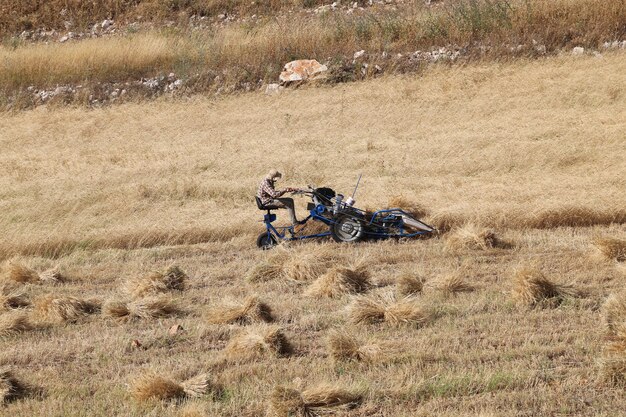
[
  {"x1": 265, "y1": 83, "x2": 284, "y2": 95},
  {"x1": 279, "y1": 59, "x2": 328, "y2": 83},
  {"x1": 131, "y1": 339, "x2": 142, "y2": 349},
  {"x1": 314, "y1": 4, "x2": 332, "y2": 13},
  {"x1": 101, "y1": 19, "x2": 114, "y2": 30},
  {"x1": 353, "y1": 50, "x2": 366, "y2": 60},
  {"x1": 572, "y1": 46, "x2": 585, "y2": 55},
  {"x1": 59, "y1": 35, "x2": 69, "y2": 43},
  {"x1": 169, "y1": 324, "x2": 184, "y2": 335}
]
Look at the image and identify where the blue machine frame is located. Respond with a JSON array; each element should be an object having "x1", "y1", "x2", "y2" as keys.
[{"x1": 259, "y1": 204, "x2": 431, "y2": 244}]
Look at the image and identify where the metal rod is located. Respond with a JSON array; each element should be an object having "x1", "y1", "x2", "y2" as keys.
[{"x1": 351, "y1": 173, "x2": 362, "y2": 199}]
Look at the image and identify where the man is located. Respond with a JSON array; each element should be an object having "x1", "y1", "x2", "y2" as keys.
[{"x1": 257, "y1": 169, "x2": 302, "y2": 226}]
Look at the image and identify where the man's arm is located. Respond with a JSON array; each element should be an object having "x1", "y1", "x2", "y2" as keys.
[{"x1": 261, "y1": 180, "x2": 286, "y2": 199}]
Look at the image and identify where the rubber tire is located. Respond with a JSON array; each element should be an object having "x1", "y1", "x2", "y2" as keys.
[
  {"x1": 331, "y1": 215, "x2": 365, "y2": 243},
  {"x1": 256, "y1": 232, "x2": 278, "y2": 250}
]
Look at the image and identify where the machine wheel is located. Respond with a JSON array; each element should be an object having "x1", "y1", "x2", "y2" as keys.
[
  {"x1": 256, "y1": 232, "x2": 278, "y2": 250},
  {"x1": 331, "y1": 215, "x2": 365, "y2": 243}
]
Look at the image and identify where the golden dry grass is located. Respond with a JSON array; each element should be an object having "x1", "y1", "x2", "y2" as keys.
[
  {"x1": 103, "y1": 296, "x2": 180, "y2": 321},
  {"x1": 0, "y1": 283, "x2": 29, "y2": 311},
  {"x1": 33, "y1": 294, "x2": 100, "y2": 323},
  {"x1": 326, "y1": 329, "x2": 381, "y2": 362},
  {"x1": 349, "y1": 294, "x2": 431, "y2": 327},
  {"x1": 305, "y1": 265, "x2": 371, "y2": 298},
  {"x1": 395, "y1": 272, "x2": 425, "y2": 297},
  {"x1": 433, "y1": 273, "x2": 475, "y2": 296},
  {"x1": 281, "y1": 247, "x2": 338, "y2": 281},
  {"x1": 0, "y1": 53, "x2": 625, "y2": 416},
  {"x1": 511, "y1": 266, "x2": 580, "y2": 307},
  {"x1": 245, "y1": 251, "x2": 290, "y2": 283},
  {"x1": 388, "y1": 195, "x2": 429, "y2": 219},
  {"x1": 593, "y1": 237, "x2": 626, "y2": 262},
  {"x1": 224, "y1": 325, "x2": 292, "y2": 361},
  {"x1": 124, "y1": 265, "x2": 188, "y2": 299},
  {"x1": 0, "y1": 313, "x2": 33, "y2": 338},
  {"x1": 130, "y1": 371, "x2": 212, "y2": 402},
  {"x1": 5, "y1": 263, "x2": 40, "y2": 284},
  {"x1": 267, "y1": 384, "x2": 362, "y2": 417},
  {"x1": 0, "y1": 368, "x2": 27, "y2": 404},
  {"x1": 599, "y1": 356, "x2": 626, "y2": 388},
  {"x1": 206, "y1": 295, "x2": 273, "y2": 324},
  {"x1": 603, "y1": 292, "x2": 626, "y2": 335},
  {"x1": 444, "y1": 223, "x2": 506, "y2": 251}
]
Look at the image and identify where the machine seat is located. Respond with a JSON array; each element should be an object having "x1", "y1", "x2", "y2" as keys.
[{"x1": 255, "y1": 196, "x2": 281, "y2": 211}]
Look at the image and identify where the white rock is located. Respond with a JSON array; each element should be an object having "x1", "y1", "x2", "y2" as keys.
[
  {"x1": 59, "y1": 36, "x2": 69, "y2": 43},
  {"x1": 352, "y1": 1, "x2": 358, "y2": 7},
  {"x1": 279, "y1": 59, "x2": 328, "y2": 83},
  {"x1": 265, "y1": 83, "x2": 283, "y2": 94},
  {"x1": 353, "y1": 50, "x2": 366, "y2": 59},
  {"x1": 315, "y1": 5, "x2": 332, "y2": 13},
  {"x1": 572, "y1": 46, "x2": 584, "y2": 55},
  {"x1": 101, "y1": 19, "x2": 113, "y2": 29}
]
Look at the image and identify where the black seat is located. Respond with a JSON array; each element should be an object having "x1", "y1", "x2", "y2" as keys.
[{"x1": 255, "y1": 196, "x2": 281, "y2": 211}]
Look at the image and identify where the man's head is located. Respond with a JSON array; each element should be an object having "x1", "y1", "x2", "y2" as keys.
[{"x1": 266, "y1": 169, "x2": 282, "y2": 181}]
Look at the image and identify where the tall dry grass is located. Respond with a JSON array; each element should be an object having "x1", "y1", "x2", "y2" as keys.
[
  {"x1": 0, "y1": 0, "x2": 327, "y2": 36},
  {"x1": 1, "y1": 0, "x2": 625, "y2": 103}
]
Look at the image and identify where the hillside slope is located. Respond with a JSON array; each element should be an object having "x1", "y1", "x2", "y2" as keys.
[{"x1": 0, "y1": 53, "x2": 624, "y2": 416}]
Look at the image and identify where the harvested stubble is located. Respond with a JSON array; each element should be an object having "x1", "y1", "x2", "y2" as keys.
[
  {"x1": 396, "y1": 272, "x2": 425, "y2": 297},
  {"x1": 0, "y1": 284, "x2": 29, "y2": 311},
  {"x1": 124, "y1": 265, "x2": 188, "y2": 298},
  {"x1": 37, "y1": 268, "x2": 65, "y2": 283},
  {"x1": 245, "y1": 251, "x2": 290, "y2": 283},
  {"x1": 603, "y1": 293, "x2": 626, "y2": 335},
  {"x1": 433, "y1": 274, "x2": 475, "y2": 296},
  {"x1": 444, "y1": 223, "x2": 504, "y2": 251},
  {"x1": 305, "y1": 266, "x2": 371, "y2": 298},
  {"x1": 267, "y1": 384, "x2": 362, "y2": 417},
  {"x1": 6, "y1": 263, "x2": 39, "y2": 283},
  {"x1": 131, "y1": 372, "x2": 212, "y2": 402},
  {"x1": 0, "y1": 368, "x2": 27, "y2": 404},
  {"x1": 0, "y1": 313, "x2": 32, "y2": 338},
  {"x1": 4, "y1": 263, "x2": 65, "y2": 284},
  {"x1": 34, "y1": 294, "x2": 100, "y2": 323},
  {"x1": 281, "y1": 247, "x2": 337, "y2": 281},
  {"x1": 224, "y1": 325, "x2": 291, "y2": 361},
  {"x1": 206, "y1": 296, "x2": 273, "y2": 325},
  {"x1": 606, "y1": 325, "x2": 626, "y2": 354},
  {"x1": 327, "y1": 330, "x2": 381, "y2": 362},
  {"x1": 104, "y1": 296, "x2": 179, "y2": 321},
  {"x1": 600, "y1": 356, "x2": 626, "y2": 387},
  {"x1": 388, "y1": 196, "x2": 429, "y2": 219},
  {"x1": 593, "y1": 237, "x2": 626, "y2": 262},
  {"x1": 348, "y1": 295, "x2": 431, "y2": 327},
  {"x1": 511, "y1": 267, "x2": 580, "y2": 307}
]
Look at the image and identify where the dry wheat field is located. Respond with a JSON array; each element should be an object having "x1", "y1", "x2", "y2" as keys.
[{"x1": 0, "y1": 52, "x2": 625, "y2": 416}]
